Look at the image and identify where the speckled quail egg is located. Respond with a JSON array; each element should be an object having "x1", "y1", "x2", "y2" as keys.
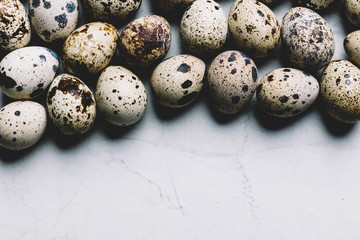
[
  {"x1": 47, "y1": 74, "x2": 96, "y2": 135},
  {"x1": 151, "y1": 54, "x2": 205, "y2": 108},
  {"x1": 345, "y1": 0, "x2": 360, "y2": 27},
  {"x1": 281, "y1": 7, "x2": 335, "y2": 70},
  {"x1": 119, "y1": 15, "x2": 171, "y2": 68},
  {"x1": 180, "y1": 0, "x2": 227, "y2": 57},
  {"x1": 256, "y1": 68, "x2": 319, "y2": 118},
  {"x1": 321, "y1": 60, "x2": 360, "y2": 123},
  {"x1": 0, "y1": 101, "x2": 47, "y2": 151},
  {"x1": 297, "y1": 0, "x2": 336, "y2": 10},
  {"x1": 0, "y1": 0, "x2": 31, "y2": 51},
  {"x1": 159, "y1": 0, "x2": 194, "y2": 11},
  {"x1": 344, "y1": 30, "x2": 360, "y2": 67},
  {"x1": 228, "y1": 0, "x2": 280, "y2": 58},
  {"x1": 96, "y1": 66, "x2": 147, "y2": 127},
  {"x1": 63, "y1": 22, "x2": 119, "y2": 77},
  {"x1": 29, "y1": 0, "x2": 79, "y2": 43},
  {"x1": 82, "y1": 0, "x2": 141, "y2": 20},
  {"x1": 207, "y1": 50, "x2": 258, "y2": 114},
  {"x1": 0, "y1": 46, "x2": 59, "y2": 100}
]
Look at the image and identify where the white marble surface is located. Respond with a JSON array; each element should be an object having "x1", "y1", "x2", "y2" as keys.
[{"x1": 1, "y1": 0, "x2": 360, "y2": 239}]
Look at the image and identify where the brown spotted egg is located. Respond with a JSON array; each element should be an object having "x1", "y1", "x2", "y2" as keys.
[
  {"x1": 159, "y1": 0, "x2": 194, "y2": 11},
  {"x1": 0, "y1": 46, "x2": 59, "y2": 100},
  {"x1": 345, "y1": 0, "x2": 360, "y2": 27},
  {"x1": 256, "y1": 68, "x2": 319, "y2": 118},
  {"x1": 0, "y1": 0, "x2": 31, "y2": 51},
  {"x1": 63, "y1": 22, "x2": 119, "y2": 77},
  {"x1": 281, "y1": 7, "x2": 335, "y2": 71},
  {"x1": 47, "y1": 74, "x2": 96, "y2": 135},
  {"x1": 96, "y1": 66, "x2": 148, "y2": 127},
  {"x1": 119, "y1": 15, "x2": 171, "y2": 68},
  {"x1": 29, "y1": 0, "x2": 79, "y2": 43},
  {"x1": 207, "y1": 50, "x2": 258, "y2": 114},
  {"x1": 321, "y1": 60, "x2": 360, "y2": 123},
  {"x1": 151, "y1": 54, "x2": 205, "y2": 108},
  {"x1": 0, "y1": 101, "x2": 47, "y2": 151},
  {"x1": 228, "y1": 0, "x2": 280, "y2": 58},
  {"x1": 344, "y1": 31, "x2": 360, "y2": 67},
  {"x1": 297, "y1": 0, "x2": 336, "y2": 10},
  {"x1": 180, "y1": 0, "x2": 227, "y2": 56},
  {"x1": 82, "y1": 0, "x2": 141, "y2": 20}
]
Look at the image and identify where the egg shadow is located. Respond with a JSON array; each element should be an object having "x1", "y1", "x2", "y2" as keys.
[{"x1": 96, "y1": 113, "x2": 138, "y2": 140}]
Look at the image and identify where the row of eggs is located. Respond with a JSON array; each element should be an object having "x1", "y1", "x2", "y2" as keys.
[{"x1": 1, "y1": 0, "x2": 360, "y2": 151}]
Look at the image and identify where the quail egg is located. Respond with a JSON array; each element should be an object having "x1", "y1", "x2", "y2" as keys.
[
  {"x1": 256, "y1": 68, "x2": 319, "y2": 118},
  {"x1": 297, "y1": 0, "x2": 336, "y2": 10},
  {"x1": 0, "y1": 101, "x2": 47, "y2": 151},
  {"x1": 344, "y1": 30, "x2": 360, "y2": 67},
  {"x1": 159, "y1": 0, "x2": 194, "y2": 11},
  {"x1": 345, "y1": 0, "x2": 360, "y2": 27},
  {"x1": 96, "y1": 66, "x2": 148, "y2": 127}
]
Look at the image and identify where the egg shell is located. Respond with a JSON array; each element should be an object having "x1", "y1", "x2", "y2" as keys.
[
  {"x1": 207, "y1": 50, "x2": 258, "y2": 114},
  {"x1": 96, "y1": 66, "x2": 148, "y2": 127},
  {"x1": 119, "y1": 15, "x2": 171, "y2": 68},
  {"x1": 0, "y1": 101, "x2": 47, "y2": 151},
  {"x1": 320, "y1": 60, "x2": 360, "y2": 123},
  {"x1": 0, "y1": 0, "x2": 31, "y2": 51},
  {"x1": 63, "y1": 22, "x2": 119, "y2": 76},
  {"x1": 29, "y1": 0, "x2": 79, "y2": 43},
  {"x1": 0, "y1": 46, "x2": 59, "y2": 100},
  {"x1": 47, "y1": 74, "x2": 96, "y2": 135},
  {"x1": 81, "y1": 0, "x2": 141, "y2": 20},
  {"x1": 344, "y1": 31, "x2": 360, "y2": 67},
  {"x1": 159, "y1": 0, "x2": 194, "y2": 11},
  {"x1": 180, "y1": 0, "x2": 227, "y2": 56},
  {"x1": 256, "y1": 68, "x2": 319, "y2": 118},
  {"x1": 151, "y1": 54, "x2": 205, "y2": 108},
  {"x1": 281, "y1": 7, "x2": 335, "y2": 71},
  {"x1": 345, "y1": 0, "x2": 360, "y2": 27},
  {"x1": 228, "y1": 0, "x2": 280, "y2": 58},
  {"x1": 297, "y1": 0, "x2": 336, "y2": 10}
]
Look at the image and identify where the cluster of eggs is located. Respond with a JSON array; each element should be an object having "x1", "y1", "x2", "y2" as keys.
[{"x1": 0, "y1": 0, "x2": 360, "y2": 151}]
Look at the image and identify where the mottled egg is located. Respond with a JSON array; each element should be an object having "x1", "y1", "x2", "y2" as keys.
[
  {"x1": 29, "y1": 0, "x2": 79, "y2": 43},
  {"x1": 207, "y1": 50, "x2": 258, "y2": 114},
  {"x1": 47, "y1": 74, "x2": 96, "y2": 135},
  {"x1": 281, "y1": 7, "x2": 335, "y2": 70},
  {"x1": 159, "y1": 0, "x2": 194, "y2": 11},
  {"x1": 320, "y1": 60, "x2": 360, "y2": 123},
  {"x1": 0, "y1": 0, "x2": 31, "y2": 51},
  {"x1": 344, "y1": 30, "x2": 360, "y2": 67},
  {"x1": 256, "y1": 68, "x2": 319, "y2": 118},
  {"x1": 63, "y1": 22, "x2": 118, "y2": 76},
  {"x1": 119, "y1": 15, "x2": 171, "y2": 68},
  {"x1": 0, "y1": 101, "x2": 46, "y2": 151},
  {"x1": 0, "y1": 46, "x2": 59, "y2": 100},
  {"x1": 96, "y1": 66, "x2": 147, "y2": 127},
  {"x1": 180, "y1": 0, "x2": 227, "y2": 56},
  {"x1": 345, "y1": 0, "x2": 360, "y2": 27},
  {"x1": 151, "y1": 55, "x2": 205, "y2": 108},
  {"x1": 297, "y1": 0, "x2": 336, "y2": 10},
  {"x1": 82, "y1": 0, "x2": 141, "y2": 20},
  {"x1": 228, "y1": 0, "x2": 280, "y2": 58}
]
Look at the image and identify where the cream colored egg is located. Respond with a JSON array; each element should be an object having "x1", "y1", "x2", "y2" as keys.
[
  {"x1": 344, "y1": 30, "x2": 360, "y2": 67},
  {"x1": 0, "y1": 0, "x2": 31, "y2": 51},
  {"x1": 0, "y1": 101, "x2": 47, "y2": 151},
  {"x1": 281, "y1": 7, "x2": 335, "y2": 70},
  {"x1": 321, "y1": 60, "x2": 360, "y2": 123},
  {"x1": 297, "y1": 0, "x2": 336, "y2": 10},
  {"x1": 96, "y1": 66, "x2": 148, "y2": 127},
  {"x1": 207, "y1": 50, "x2": 258, "y2": 114},
  {"x1": 345, "y1": 0, "x2": 360, "y2": 27},
  {"x1": 256, "y1": 68, "x2": 319, "y2": 118},
  {"x1": 228, "y1": 0, "x2": 280, "y2": 58},
  {"x1": 82, "y1": 0, "x2": 141, "y2": 20},
  {"x1": 46, "y1": 74, "x2": 96, "y2": 135},
  {"x1": 63, "y1": 22, "x2": 118, "y2": 77},
  {"x1": 151, "y1": 54, "x2": 205, "y2": 108},
  {"x1": 159, "y1": 0, "x2": 194, "y2": 11},
  {"x1": 180, "y1": 0, "x2": 227, "y2": 56},
  {"x1": 0, "y1": 46, "x2": 59, "y2": 100},
  {"x1": 29, "y1": 0, "x2": 79, "y2": 43}
]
